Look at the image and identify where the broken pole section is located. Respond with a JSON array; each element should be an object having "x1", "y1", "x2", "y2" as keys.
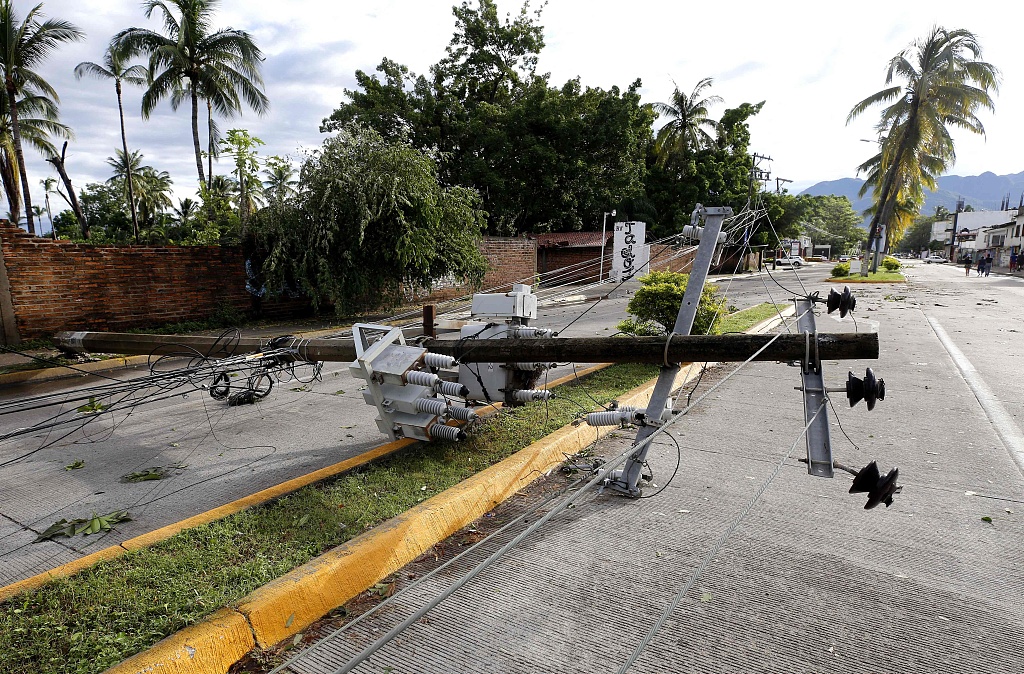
[{"x1": 55, "y1": 331, "x2": 879, "y2": 365}]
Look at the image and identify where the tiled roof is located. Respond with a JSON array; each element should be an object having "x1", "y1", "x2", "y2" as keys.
[{"x1": 531, "y1": 231, "x2": 611, "y2": 248}]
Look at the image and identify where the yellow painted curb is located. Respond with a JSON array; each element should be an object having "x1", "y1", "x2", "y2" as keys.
[
  {"x1": 0, "y1": 365, "x2": 605, "y2": 602},
  {"x1": 104, "y1": 608, "x2": 254, "y2": 674},
  {"x1": 0, "y1": 354, "x2": 152, "y2": 387},
  {"x1": 236, "y1": 363, "x2": 697, "y2": 649}
]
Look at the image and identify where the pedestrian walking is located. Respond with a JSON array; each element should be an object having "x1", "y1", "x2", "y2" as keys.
[
  {"x1": 965, "y1": 257, "x2": 973, "y2": 276},
  {"x1": 1011, "y1": 250, "x2": 1018, "y2": 272},
  {"x1": 977, "y1": 257, "x2": 985, "y2": 276},
  {"x1": 985, "y1": 253, "x2": 993, "y2": 277}
]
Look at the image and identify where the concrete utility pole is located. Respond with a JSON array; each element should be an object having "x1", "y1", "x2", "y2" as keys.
[{"x1": 55, "y1": 331, "x2": 879, "y2": 365}]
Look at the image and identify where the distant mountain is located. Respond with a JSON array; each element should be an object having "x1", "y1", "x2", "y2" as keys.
[{"x1": 800, "y1": 171, "x2": 1024, "y2": 224}]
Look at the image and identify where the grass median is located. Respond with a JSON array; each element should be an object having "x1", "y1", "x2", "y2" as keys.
[{"x1": 0, "y1": 304, "x2": 774, "y2": 674}]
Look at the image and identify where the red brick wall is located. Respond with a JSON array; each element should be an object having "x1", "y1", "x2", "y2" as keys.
[
  {"x1": 537, "y1": 244, "x2": 697, "y2": 283},
  {"x1": 0, "y1": 228, "x2": 540, "y2": 339},
  {"x1": 409, "y1": 236, "x2": 538, "y2": 303},
  {"x1": 0, "y1": 224, "x2": 254, "y2": 339}
]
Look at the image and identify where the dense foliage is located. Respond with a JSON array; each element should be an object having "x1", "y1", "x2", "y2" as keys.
[{"x1": 251, "y1": 124, "x2": 488, "y2": 313}]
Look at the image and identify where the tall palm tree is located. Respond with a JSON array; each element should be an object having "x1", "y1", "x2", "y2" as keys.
[
  {"x1": 652, "y1": 77, "x2": 722, "y2": 167},
  {"x1": 75, "y1": 45, "x2": 148, "y2": 242},
  {"x1": 263, "y1": 155, "x2": 297, "y2": 203},
  {"x1": 135, "y1": 165, "x2": 173, "y2": 229},
  {"x1": 113, "y1": 0, "x2": 269, "y2": 190},
  {"x1": 847, "y1": 26, "x2": 998, "y2": 272},
  {"x1": 0, "y1": 1, "x2": 82, "y2": 234},
  {"x1": 0, "y1": 90, "x2": 68, "y2": 224},
  {"x1": 105, "y1": 147, "x2": 146, "y2": 217},
  {"x1": 39, "y1": 175, "x2": 53, "y2": 236},
  {"x1": 173, "y1": 196, "x2": 197, "y2": 227}
]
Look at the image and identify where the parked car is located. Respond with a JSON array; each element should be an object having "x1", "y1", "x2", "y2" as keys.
[
  {"x1": 775, "y1": 256, "x2": 806, "y2": 268},
  {"x1": 924, "y1": 255, "x2": 947, "y2": 263},
  {"x1": 838, "y1": 255, "x2": 851, "y2": 262}
]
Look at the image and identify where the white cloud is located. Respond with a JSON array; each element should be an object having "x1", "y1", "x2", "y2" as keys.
[{"x1": 18, "y1": 0, "x2": 1022, "y2": 213}]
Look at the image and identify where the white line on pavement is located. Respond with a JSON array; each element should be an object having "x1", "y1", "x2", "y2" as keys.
[{"x1": 928, "y1": 315, "x2": 1024, "y2": 477}]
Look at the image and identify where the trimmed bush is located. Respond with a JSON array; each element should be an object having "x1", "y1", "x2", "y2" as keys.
[
  {"x1": 617, "y1": 270, "x2": 726, "y2": 336},
  {"x1": 881, "y1": 256, "x2": 902, "y2": 271},
  {"x1": 832, "y1": 262, "x2": 851, "y2": 277}
]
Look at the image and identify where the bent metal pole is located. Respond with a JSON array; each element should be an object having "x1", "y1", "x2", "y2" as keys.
[{"x1": 54, "y1": 331, "x2": 878, "y2": 365}]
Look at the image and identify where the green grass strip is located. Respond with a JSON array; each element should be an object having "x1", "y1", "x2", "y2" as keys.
[
  {"x1": 718, "y1": 303, "x2": 784, "y2": 334},
  {"x1": 0, "y1": 308, "x2": 773, "y2": 674},
  {"x1": 828, "y1": 271, "x2": 906, "y2": 283}
]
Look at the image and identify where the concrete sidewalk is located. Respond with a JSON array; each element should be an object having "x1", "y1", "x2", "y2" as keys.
[{"x1": 277, "y1": 279, "x2": 1024, "y2": 674}]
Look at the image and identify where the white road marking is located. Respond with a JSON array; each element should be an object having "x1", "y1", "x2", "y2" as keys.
[{"x1": 928, "y1": 315, "x2": 1024, "y2": 476}]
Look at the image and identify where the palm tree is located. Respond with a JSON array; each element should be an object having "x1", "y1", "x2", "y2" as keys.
[
  {"x1": 113, "y1": 0, "x2": 269, "y2": 190},
  {"x1": 39, "y1": 175, "x2": 53, "y2": 237},
  {"x1": 263, "y1": 155, "x2": 297, "y2": 203},
  {"x1": 847, "y1": 26, "x2": 998, "y2": 272},
  {"x1": 652, "y1": 77, "x2": 722, "y2": 167},
  {"x1": 135, "y1": 165, "x2": 173, "y2": 230},
  {"x1": 173, "y1": 196, "x2": 197, "y2": 227},
  {"x1": 0, "y1": 91, "x2": 68, "y2": 224},
  {"x1": 75, "y1": 45, "x2": 148, "y2": 242},
  {"x1": 0, "y1": 1, "x2": 83, "y2": 234}
]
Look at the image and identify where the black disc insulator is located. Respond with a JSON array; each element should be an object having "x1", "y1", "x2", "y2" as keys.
[
  {"x1": 826, "y1": 286, "x2": 857, "y2": 318},
  {"x1": 846, "y1": 368, "x2": 885, "y2": 410}
]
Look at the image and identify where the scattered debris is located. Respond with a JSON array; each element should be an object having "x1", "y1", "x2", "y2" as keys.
[
  {"x1": 121, "y1": 464, "x2": 187, "y2": 482},
  {"x1": 34, "y1": 510, "x2": 132, "y2": 542},
  {"x1": 76, "y1": 397, "x2": 109, "y2": 414},
  {"x1": 64, "y1": 459, "x2": 85, "y2": 471}
]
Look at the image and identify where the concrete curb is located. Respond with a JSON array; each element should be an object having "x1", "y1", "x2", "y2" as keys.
[
  {"x1": 0, "y1": 354, "x2": 153, "y2": 388},
  {"x1": 102, "y1": 363, "x2": 698, "y2": 674}
]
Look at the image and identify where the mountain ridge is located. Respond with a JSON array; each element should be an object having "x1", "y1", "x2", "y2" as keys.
[{"x1": 800, "y1": 171, "x2": 1024, "y2": 218}]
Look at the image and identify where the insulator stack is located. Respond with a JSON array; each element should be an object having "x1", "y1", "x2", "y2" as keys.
[
  {"x1": 447, "y1": 406, "x2": 477, "y2": 421},
  {"x1": 509, "y1": 327, "x2": 553, "y2": 338},
  {"x1": 682, "y1": 224, "x2": 727, "y2": 243},
  {"x1": 586, "y1": 408, "x2": 646, "y2": 427},
  {"x1": 415, "y1": 398, "x2": 449, "y2": 416},
  {"x1": 404, "y1": 370, "x2": 438, "y2": 388},
  {"x1": 428, "y1": 423, "x2": 467, "y2": 442},
  {"x1": 512, "y1": 389, "x2": 554, "y2": 402},
  {"x1": 423, "y1": 352, "x2": 457, "y2": 369},
  {"x1": 436, "y1": 380, "x2": 468, "y2": 397},
  {"x1": 509, "y1": 362, "x2": 557, "y2": 371}
]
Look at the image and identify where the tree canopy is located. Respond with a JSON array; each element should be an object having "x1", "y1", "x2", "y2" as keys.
[{"x1": 252, "y1": 124, "x2": 488, "y2": 314}]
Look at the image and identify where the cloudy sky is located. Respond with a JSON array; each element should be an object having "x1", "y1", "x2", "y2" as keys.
[{"x1": 20, "y1": 0, "x2": 1022, "y2": 224}]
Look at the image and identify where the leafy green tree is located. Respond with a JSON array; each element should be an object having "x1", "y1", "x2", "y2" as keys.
[
  {"x1": 114, "y1": 0, "x2": 269, "y2": 189},
  {"x1": 0, "y1": 90, "x2": 68, "y2": 223},
  {"x1": 75, "y1": 45, "x2": 147, "y2": 241},
  {"x1": 322, "y1": 2, "x2": 650, "y2": 236},
  {"x1": 53, "y1": 182, "x2": 132, "y2": 242},
  {"x1": 896, "y1": 215, "x2": 934, "y2": 253},
  {"x1": 645, "y1": 102, "x2": 763, "y2": 238},
  {"x1": 219, "y1": 128, "x2": 263, "y2": 236},
  {"x1": 0, "y1": 0, "x2": 82, "y2": 233},
  {"x1": 652, "y1": 77, "x2": 721, "y2": 166},
  {"x1": 252, "y1": 124, "x2": 488, "y2": 314},
  {"x1": 800, "y1": 195, "x2": 864, "y2": 253},
  {"x1": 847, "y1": 26, "x2": 998, "y2": 271}
]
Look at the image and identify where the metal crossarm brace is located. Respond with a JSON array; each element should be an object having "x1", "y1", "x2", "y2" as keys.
[
  {"x1": 795, "y1": 298, "x2": 834, "y2": 478},
  {"x1": 602, "y1": 205, "x2": 732, "y2": 497}
]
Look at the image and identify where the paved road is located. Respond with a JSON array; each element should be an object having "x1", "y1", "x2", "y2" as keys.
[
  {"x1": 279, "y1": 260, "x2": 1024, "y2": 673},
  {"x1": 0, "y1": 263, "x2": 873, "y2": 587}
]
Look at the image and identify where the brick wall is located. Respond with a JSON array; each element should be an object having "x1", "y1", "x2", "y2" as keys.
[
  {"x1": 0, "y1": 228, "x2": 540, "y2": 340},
  {"x1": 409, "y1": 236, "x2": 538, "y2": 303},
  {"x1": 0, "y1": 224, "x2": 255, "y2": 339}
]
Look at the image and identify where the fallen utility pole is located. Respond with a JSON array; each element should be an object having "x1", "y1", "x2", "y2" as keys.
[{"x1": 55, "y1": 331, "x2": 878, "y2": 365}]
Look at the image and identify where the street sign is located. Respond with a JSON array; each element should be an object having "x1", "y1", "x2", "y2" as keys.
[{"x1": 612, "y1": 221, "x2": 649, "y2": 281}]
